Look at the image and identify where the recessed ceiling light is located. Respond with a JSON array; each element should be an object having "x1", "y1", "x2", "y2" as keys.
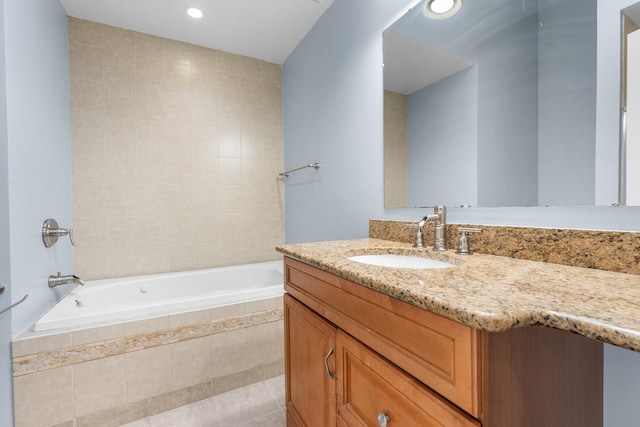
[
  {"x1": 422, "y1": 0, "x2": 463, "y2": 20},
  {"x1": 186, "y1": 7, "x2": 203, "y2": 19}
]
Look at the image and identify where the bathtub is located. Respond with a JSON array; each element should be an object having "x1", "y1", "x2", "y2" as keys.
[{"x1": 34, "y1": 260, "x2": 284, "y2": 332}]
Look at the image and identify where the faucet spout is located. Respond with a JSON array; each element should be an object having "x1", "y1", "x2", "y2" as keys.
[
  {"x1": 432, "y1": 205, "x2": 447, "y2": 251},
  {"x1": 48, "y1": 272, "x2": 85, "y2": 288}
]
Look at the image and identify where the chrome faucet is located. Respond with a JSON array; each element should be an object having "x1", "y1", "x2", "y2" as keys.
[
  {"x1": 48, "y1": 272, "x2": 84, "y2": 288},
  {"x1": 413, "y1": 214, "x2": 438, "y2": 248},
  {"x1": 412, "y1": 205, "x2": 447, "y2": 251},
  {"x1": 431, "y1": 205, "x2": 447, "y2": 251}
]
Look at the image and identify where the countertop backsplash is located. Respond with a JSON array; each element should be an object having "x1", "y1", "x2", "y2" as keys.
[{"x1": 370, "y1": 219, "x2": 640, "y2": 275}]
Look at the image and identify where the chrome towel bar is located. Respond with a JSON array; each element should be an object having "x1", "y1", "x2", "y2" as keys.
[
  {"x1": 279, "y1": 163, "x2": 320, "y2": 177},
  {"x1": 0, "y1": 293, "x2": 29, "y2": 316}
]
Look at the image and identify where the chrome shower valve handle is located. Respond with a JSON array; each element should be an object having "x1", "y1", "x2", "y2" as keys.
[{"x1": 42, "y1": 218, "x2": 75, "y2": 247}]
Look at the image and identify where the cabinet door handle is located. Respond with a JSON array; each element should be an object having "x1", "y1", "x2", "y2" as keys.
[
  {"x1": 324, "y1": 347, "x2": 335, "y2": 379},
  {"x1": 377, "y1": 412, "x2": 390, "y2": 427}
]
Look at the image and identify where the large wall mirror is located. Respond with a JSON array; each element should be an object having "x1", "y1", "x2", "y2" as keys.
[
  {"x1": 623, "y1": 1, "x2": 640, "y2": 205},
  {"x1": 383, "y1": 0, "x2": 639, "y2": 208}
]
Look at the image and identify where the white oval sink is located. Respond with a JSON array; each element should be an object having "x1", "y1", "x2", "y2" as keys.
[{"x1": 347, "y1": 254, "x2": 455, "y2": 269}]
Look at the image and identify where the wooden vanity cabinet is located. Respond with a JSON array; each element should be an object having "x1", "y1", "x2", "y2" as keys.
[
  {"x1": 284, "y1": 293, "x2": 337, "y2": 427},
  {"x1": 283, "y1": 257, "x2": 603, "y2": 427}
]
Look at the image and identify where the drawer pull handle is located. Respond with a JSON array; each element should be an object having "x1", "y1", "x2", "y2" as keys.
[
  {"x1": 377, "y1": 412, "x2": 390, "y2": 427},
  {"x1": 324, "y1": 347, "x2": 334, "y2": 379}
]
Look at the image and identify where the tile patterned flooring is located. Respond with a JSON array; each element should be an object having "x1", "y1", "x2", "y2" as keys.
[{"x1": 121, "y1": 375, "x2": 285, "y2": 427}]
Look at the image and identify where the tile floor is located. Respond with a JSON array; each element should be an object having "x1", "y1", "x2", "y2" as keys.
[{"x1": 121, "y1": 375, "x2": 285, "y2": 427}]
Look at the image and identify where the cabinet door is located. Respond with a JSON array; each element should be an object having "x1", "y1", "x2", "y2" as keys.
[
  {"x1": 336, "y1": 331, "x2": 479, "y2": 427},
  {"x1": 285, "y1": 294, "x2": 337, "y2": 427}
]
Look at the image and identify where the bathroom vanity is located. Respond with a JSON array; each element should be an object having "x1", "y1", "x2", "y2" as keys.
[{"x1": 276, "y1": 238, "x2": 640, "y2": 427}]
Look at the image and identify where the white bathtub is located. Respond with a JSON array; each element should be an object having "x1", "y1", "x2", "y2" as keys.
[{"x1": 34, "y1": 260, "x2": 284, "y2": 332}]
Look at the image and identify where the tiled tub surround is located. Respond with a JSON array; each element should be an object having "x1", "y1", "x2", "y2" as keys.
[
  {"x1": 12, "y1": 298, "x2": 284, "y2": 427},
  {"x1": 69, "y1": 18, "x2": 284, "y2": 280},
  {"x1": 370, "y1": 219, "x2": 640, "y2": 275},
  {"x1": 276, "y1": 238, "x2": 640, "y2": 352}
]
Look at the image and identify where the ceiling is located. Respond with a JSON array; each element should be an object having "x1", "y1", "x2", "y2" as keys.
[
  {"x1": 383, "y1": 29, "x2": 474, "y2": 95},
  {"x1": 59, "y1": 0, "x2": 334, "y2": 65}
]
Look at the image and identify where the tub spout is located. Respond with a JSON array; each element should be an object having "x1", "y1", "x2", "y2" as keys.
[{"x1": 48, "y1": 272, "x2": 84, "y2": 288}]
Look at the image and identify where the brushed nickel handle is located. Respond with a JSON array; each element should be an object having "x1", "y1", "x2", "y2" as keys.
[
  {"x1": 324, "y1": 347, "x2": 334, "y2": 379},
  {"x1": 377, "y1": 412, "x2": 390, "y2": 427},
  {"x1": 42, "y1": 219, "x2": 75, "y2": 247}
]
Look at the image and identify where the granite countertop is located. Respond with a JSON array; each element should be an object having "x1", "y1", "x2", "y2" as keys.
[{"x1": 276, "y1": 238, "x2": 640, "y2": 352}]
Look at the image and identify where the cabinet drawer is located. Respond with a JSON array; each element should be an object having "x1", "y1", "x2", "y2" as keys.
[
  {"x1": 336, "y1": 331, "x2": 479, "y2": 427},
  {"x1": 284, "y1": 257, "x2": 480, "y2": 417}
]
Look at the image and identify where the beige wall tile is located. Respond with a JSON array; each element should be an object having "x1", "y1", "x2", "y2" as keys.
[
  {"x1": 74, "y1": 244, "x2": 109, "y2": 280},
  {"x1": 69, "y1": 17, "x2": 104, "y2": 47},
  {"x1": 212, "y1": 366, "x2": 263, "y2": 396},
  {"x1": 125, "y1": 346, "x2": 171, "y2": 402},
  {"x1": 169, "y1": 245, "x2": 199, "y2": 271},
  {"x1": 124, "y1": 315, "x2": 169, "y2": 336},
  {"x1": 139, "y1": 246, "x2": 172, "y2": 274},
  {"x1": 73, "y1": 182, "x2": 107, "y2": 218},
  {"x1": 169, "y1": 309, "x2": 210, "y2": 329},
  {"x1": 210, "y1": 329, "x2": 250, "y2": 377},
  {"x1": 12, "y1": 332, "x2": 71, "y2": 358},
  {"x1": 261, "y1": 62, "x2": 281, "y2": 82},
  {"x1": 105, "y1": 82, "x2": 137, "y2": 117},
  {"x1": 190, "y1": 45, "x2": 217, "y2": 70},
  {"x1": 149, "y1": 381, "x2": 211, "y2": 416},
  {"x1": 136, "y1": 56, "x2": 165, "y2": 84},
  {"x1": 263, "y1": 360, "x2": 285, "y2": 379},
  {"x1": 13, "y1": 367, "x2": 74, "y2": 427},
  {"x1": 107, "y1": 247, "x2": 141, "y2": 278},
  {"x1": 135, "y1": 33, "x2": 164, "y2": 59},
  {"x1": 170, "y1": 337, "x2": 211, "y2": 389},
  {"x1": 217, "y1": 52, "x2": 261, "y2": 78},
  {"x1": 73, "y1": 356, "x2": 126, "y2": 417},
  {"x1": 69, "y1": 42, "x2": 104, "y2": 81},
  {"x1": 72, "y1": 323, "x2": 123, "y2": 346},
  {"x1": 244, "y1": 321, "x2": 284, "y2": 367},
  {"x1": 75, "y1": 400, "x2": 148, "y2": 427},
  {"x1": 102, "y1": 25, "x2": 135, "y2": 53},
  {"x1": 165, "y1": 39, "x2": 192, "y2": 65},
  {"x1": 104, "y1": 50, "x2": 135, "y2": 85},
  {"x1": 71, "y1": 19, "x2": 283, "y2": 279},
  {"x1": 71, "y1": 78, "x2": 105, "y2": 115}
]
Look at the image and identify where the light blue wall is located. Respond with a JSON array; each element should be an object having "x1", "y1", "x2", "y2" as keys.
[
  {"x1": 407, "y1": 66, "x2": 478, "y2": 207},
  {"x1": 282, "y1": 0, "x2": 413, "y2": 243},
  {"x1": 0, "y1": 0, "x2": 71, "y2": 424},
  {"x1": 0, "y1": 0, "x2": 10, "y2": 425},
  {"x1": 4, "y1": 0, "x2": 72, "y2": 336},
  {"x1": 538, "y1": 0, "x2": 597, "y2": 206},
  {"x1": 475, "y1": 1, "x2": 539, "y2": 207},
  {"x1": 283, "y1": 0, "x2": 640, "y2": 425}
]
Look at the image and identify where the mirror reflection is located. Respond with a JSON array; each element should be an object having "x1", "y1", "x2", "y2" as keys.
[
  {"x1": 623, "y1": 2, "x2": 640, "y2": 205},
  {"x1": 384, "y1": 0, "x2": 612, "y2": 208}
]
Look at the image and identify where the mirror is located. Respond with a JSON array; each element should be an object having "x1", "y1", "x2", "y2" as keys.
[
  {"x1": 383, "y1": 0, "x2": 629, "y2": 208},
  {"x1": 622, "y1": 2, "x2": 640, "y2": 205}
]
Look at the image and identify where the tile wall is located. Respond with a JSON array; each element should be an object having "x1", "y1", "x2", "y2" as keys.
[
  {"x1": 69, "y1": 18, "x2": 284, "y2": 279},
  {"x1": 12, "y1": 298, "x2": 284, "y2": 427},
  {"x1": 383, "y1": 90, "x2": 408, "y2": 208}
]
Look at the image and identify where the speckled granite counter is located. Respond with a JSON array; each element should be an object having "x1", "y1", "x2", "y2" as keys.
[{"x1": 276, "y1": 238, "x2": 640, "y2": 352}]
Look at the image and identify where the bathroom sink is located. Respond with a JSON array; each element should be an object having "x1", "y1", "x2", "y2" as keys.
[{"x1": 347, "y1": 254, "x2": 455, "y2": 269}]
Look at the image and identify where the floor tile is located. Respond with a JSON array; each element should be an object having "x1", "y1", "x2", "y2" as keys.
[
  {"x1": 149, "y1": 399, "x2": 218, "y2": 427},
  {"x1": 264, "y1": 376, "x2": 285, "y2": 409},
  {"x1": 213, "y1": 382, "x2": 280, "y2": 425},
  {"x1": 238, "y1": 408, "x2": 286, "y2": 427},
  {"x1": 120, "y1": 419, "x2": 150, "y2": 427},
  {"x1": 120, "y1": 376, "x2": 285, "y2": 427}
]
